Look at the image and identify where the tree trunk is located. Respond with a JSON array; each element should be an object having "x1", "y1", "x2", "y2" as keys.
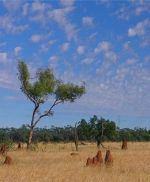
[
  {"x1": 27, "y1": 127, "x2": 34, "y2": 149},
  {"x1": 74, "y1": 123, "x2": 79, "y2": 151}
]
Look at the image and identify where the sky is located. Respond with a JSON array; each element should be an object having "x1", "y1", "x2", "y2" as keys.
[{"x1": 0, "y1": 0, "x2": 150, "y2": 129}]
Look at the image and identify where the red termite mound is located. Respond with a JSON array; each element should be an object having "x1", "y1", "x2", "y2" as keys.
[
  {"x1": 0, "y1": 144, "x2": 7, "y2": 156},
  {"x1": 105, "y1": 150, "x2": 113, "y2": 166},
  {"x1": 86, "y1": 150, "x2": 103, "y2": 167},
  {"x1": 18, "y1": 142, "x2": 22, "y2": 150},
  {"x1": 121, "y1": 139, "x2": 127, "y2": 150},
  {"x1": 96, "y1": 150, "x2": 103, "y2": 164},
  {"x1": 4, "y1": 155, "x2": 12, "y2": 165},
  {"x1": 86, "y1": 157, "x2": 93, "y2": 166}
]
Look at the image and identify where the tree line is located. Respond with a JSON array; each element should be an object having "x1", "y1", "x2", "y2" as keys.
[{"x1": 0, "y1": 115, "x2": 150, "y2": 144}]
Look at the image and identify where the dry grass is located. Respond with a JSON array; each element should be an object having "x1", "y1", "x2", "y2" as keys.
[{"x1": 0, "y1": 142, "x2": 150, "y2": 182}]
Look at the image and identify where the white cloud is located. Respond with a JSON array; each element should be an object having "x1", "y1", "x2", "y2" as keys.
[
  {"x1": 128, "y1": 19, "x2": 150, "y2": 37},
  {"x1": 3, "y1": 0, "x2": 22, "y2": 12},
  {"x1": 82, "y1": 16, "x2": 94, "y2": 26},
  {"x1": 0, "y1": 15, "x2": 28, "y2": 34},
  {"x1": 40, "y1": 40, "x2": 57, "y2": 52},
  {"x1": 77, "y1": 45, "x2": 85, "y2": 55},
  {"x1": 49, "y1": 56, "x2": 59, "y2": 70},
  {"x1": 48, "y1": 7, "x2": 77, "y2": 40},
  {"x1": 82, "y1": 58, "x2": 93, "y2": 64},
  {"x1": 0, "y1": 52, "x2": 8, "y2": 64},
  {"x1": 22, "y1": 3, "x2": 29, "y2": 16},
  {"x1": 30, "y1": 2, "x2": 51, "y2": 25},
  {"x1": 114, "y1": 3, "x2": 150, "y2": 20},
  {"x1": 123, "y1": 41, "x2": 130, "y2": 51},
  {"x1": 32, "y1": 2, "x2": 47, "y2": 12},
  {"x1": 94, "y1": 41, "x2": 111, "y2": 54},
  {"x1": 94, "y1": 41, "x2": 118, "y2": 62},
  {"x1": 60, "y1": 0, "x2": 75, "y2": 7},
  {"x1": 29, "y1": 3, "x2": 77, "y2": 40},
  {"x1": 49, "y1": 56, "x2": 59, "y2": 62},
  {"x1": 30, "y1": 34, "x2": 42, "y2": 43},
  {"x1": 61, "y1": 42, "x2": 70, "y2": 52},
  {"x1": 114, "y1": 6, "x2": 131, "y2": 20},
  {"x1": 14, "y1": 46, "x2": 22, "y2": 56},
  {"x1": 0, "y1": 71, "x2": 14, "y2": 88},
  {"x1": 89, "y1": 32, "x2": 97, "y2": 39},
  {"x1": 126, "y1": 58, "x2": 137, "y2": 65},
  {"x1": 135, "y1": 4, "x2": 150, "y2": 16},
  {"x1": 104, "y1": 51, "x2": 117, "y2": 62},
  {"x1": 0, "y1": 54, "x2": 18, "y2": 90}
]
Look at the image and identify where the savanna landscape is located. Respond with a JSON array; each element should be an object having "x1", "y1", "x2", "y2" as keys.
[
  {"x1": 0, "y1": 0, "x2": 150, "y2": 182},
  {"x1": 0, "y1": 142, "x2": 150, "y2": 182}
]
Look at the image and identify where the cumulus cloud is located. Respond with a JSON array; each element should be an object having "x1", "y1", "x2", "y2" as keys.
[
  {"x1": 49, "y1": 56, "x2": 59, "y2": 70},
  {"x1": 89, "y1": 32, "x2": 97, "y2": 39},
  {"x1": 77, "y1": 45, "x2": 85, "y2": 55},
  {"x1": 48, "y1": 7, "x2": 77, "y2": 40},
  {"x1": 82, "y1": 58, "x2": 93, "y2": 64},
  {"x1": 3, "y1": 0, "x2": 22, "y2": 12},
  {"x1": 94, "y1": 41, "x2": 118, "y2": 62},
  {"x1": 94, "y1": 41, "x2": 111, "y2": 54},
  {"x1": 126, "y1": 58, "x2": 137, "y2": 65},
  {"x1": 0, "y1": 53, "x2": 18, "y2": 90},
  {"x1": 40, "y1": 40, "x2": 57, "y2": 52},
  {"x1": 135, "y1": 3, "x2": 150, "y2": 16},
  {"x1": 30, "y1": 34, "x2": 42, "y2": 43},
  {"x1": 0, "y1": 52, "x2": 8, "y2": 64},
  {"x1": 82, "y1": 16, "x2": 94, "y2": 26},
  {"x1": 123, "y1": 41, "x2": 130, "y2": 51},
  {"x1": 28, "y1": 2, "x2": 77, "y2": 40},
  {"x1": 22, "y1": 3, "x2": 29, "y2": 16},
  {"x1": 128, "y1": 19, "x2": 150, "y2": 37},
  {"x1": 61, "y1": 42, "x2": 70, "y2": 52},
  {"x1": 114, "y1": 2, "x2": 150, "y2": 20},
  {"x1": 14, "y1": 46, "x2": 22, "y2": 56},
  {"x1": 104, "y1": 51, "x2": 117, "y2": 62},
  {"x1": 60, "y1": 0, "x2": 75, "y2": 7},
  {"x1": 32, "y1": 1, "x2": 48, "y2": 12},
  {"x1": 0, "y1": 15, "x2": 28, "y2": 34}
]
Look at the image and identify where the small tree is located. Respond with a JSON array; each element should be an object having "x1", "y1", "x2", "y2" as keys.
[{"x1": 18, "y1": 61, "x2": 85, "y2": 148}]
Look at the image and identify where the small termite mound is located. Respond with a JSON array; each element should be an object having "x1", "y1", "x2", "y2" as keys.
[
  {"x1": 4, "y1": 155, "x2": 12, "y2": 165},
  {"x1": 18, "y1": 142, "x2": 22, "y2": 150},
  {"x1": 105, "y1": 150, "x2": 113, "y2": 167},
  {"x1": 70, "y1": 152, "x2": 79, "y2": 156},
  {"x1": 86, "y1": 157, "x2": 93, "y2": 166},
  {"x1": 96, "y1": 150, "x2": 103, "y2": 164},
  {"x1": 92, "y1": 156, "x2": 98, "y2": 166},
  {"x1": 121, "y1": 139, "x2": 127, "y2": 150},
  {"x1": 86, "y1": 150, "x2": 103, "y2": 167},
  {"x1": 0, "y1": 144, "x2": 7, "y2": 156}
]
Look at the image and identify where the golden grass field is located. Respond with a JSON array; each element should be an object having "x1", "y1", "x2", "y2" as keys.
[{"x1": 0, "y1": 142, "x2": 150, "y2": 182}]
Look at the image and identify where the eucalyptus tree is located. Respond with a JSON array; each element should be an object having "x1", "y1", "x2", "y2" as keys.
[{"x1": 18, "y1": 61, "x2": 85, "y2": 148}]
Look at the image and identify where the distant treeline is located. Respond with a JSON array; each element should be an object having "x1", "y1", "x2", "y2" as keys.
[{"x1": 0, "y1": 115, "x2": 150, "y2": 143}]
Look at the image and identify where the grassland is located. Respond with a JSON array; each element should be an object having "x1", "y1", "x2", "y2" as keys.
[{"x1": 0, "y1": 142, "x2": 150, "y2": 182}]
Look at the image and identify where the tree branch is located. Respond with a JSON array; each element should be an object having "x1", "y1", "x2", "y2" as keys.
[
  {"x1": 31, "y1": 103, "x2": 40, "y2": 127},
  {"x1": 32, "y1": 99, "x2": 62, "y2": 128}
]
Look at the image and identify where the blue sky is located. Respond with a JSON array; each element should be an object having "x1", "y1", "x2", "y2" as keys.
[{"x1": 0, "y1": 0, "x2": 150, "y2": 129}]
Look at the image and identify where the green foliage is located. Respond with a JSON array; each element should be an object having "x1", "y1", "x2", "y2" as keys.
[
  {"x1": 18, "y1": 62, "x2": 57, "y2": 104},
  {"x1": 18, "y1": 61, "x2": 85, "y2": 105},
  {"x1": 0, "y1": 117, "x2": 150, "y2": 143},
  {"x1": 55, "y1": 83, "x2": 85, "y2": 102}
]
